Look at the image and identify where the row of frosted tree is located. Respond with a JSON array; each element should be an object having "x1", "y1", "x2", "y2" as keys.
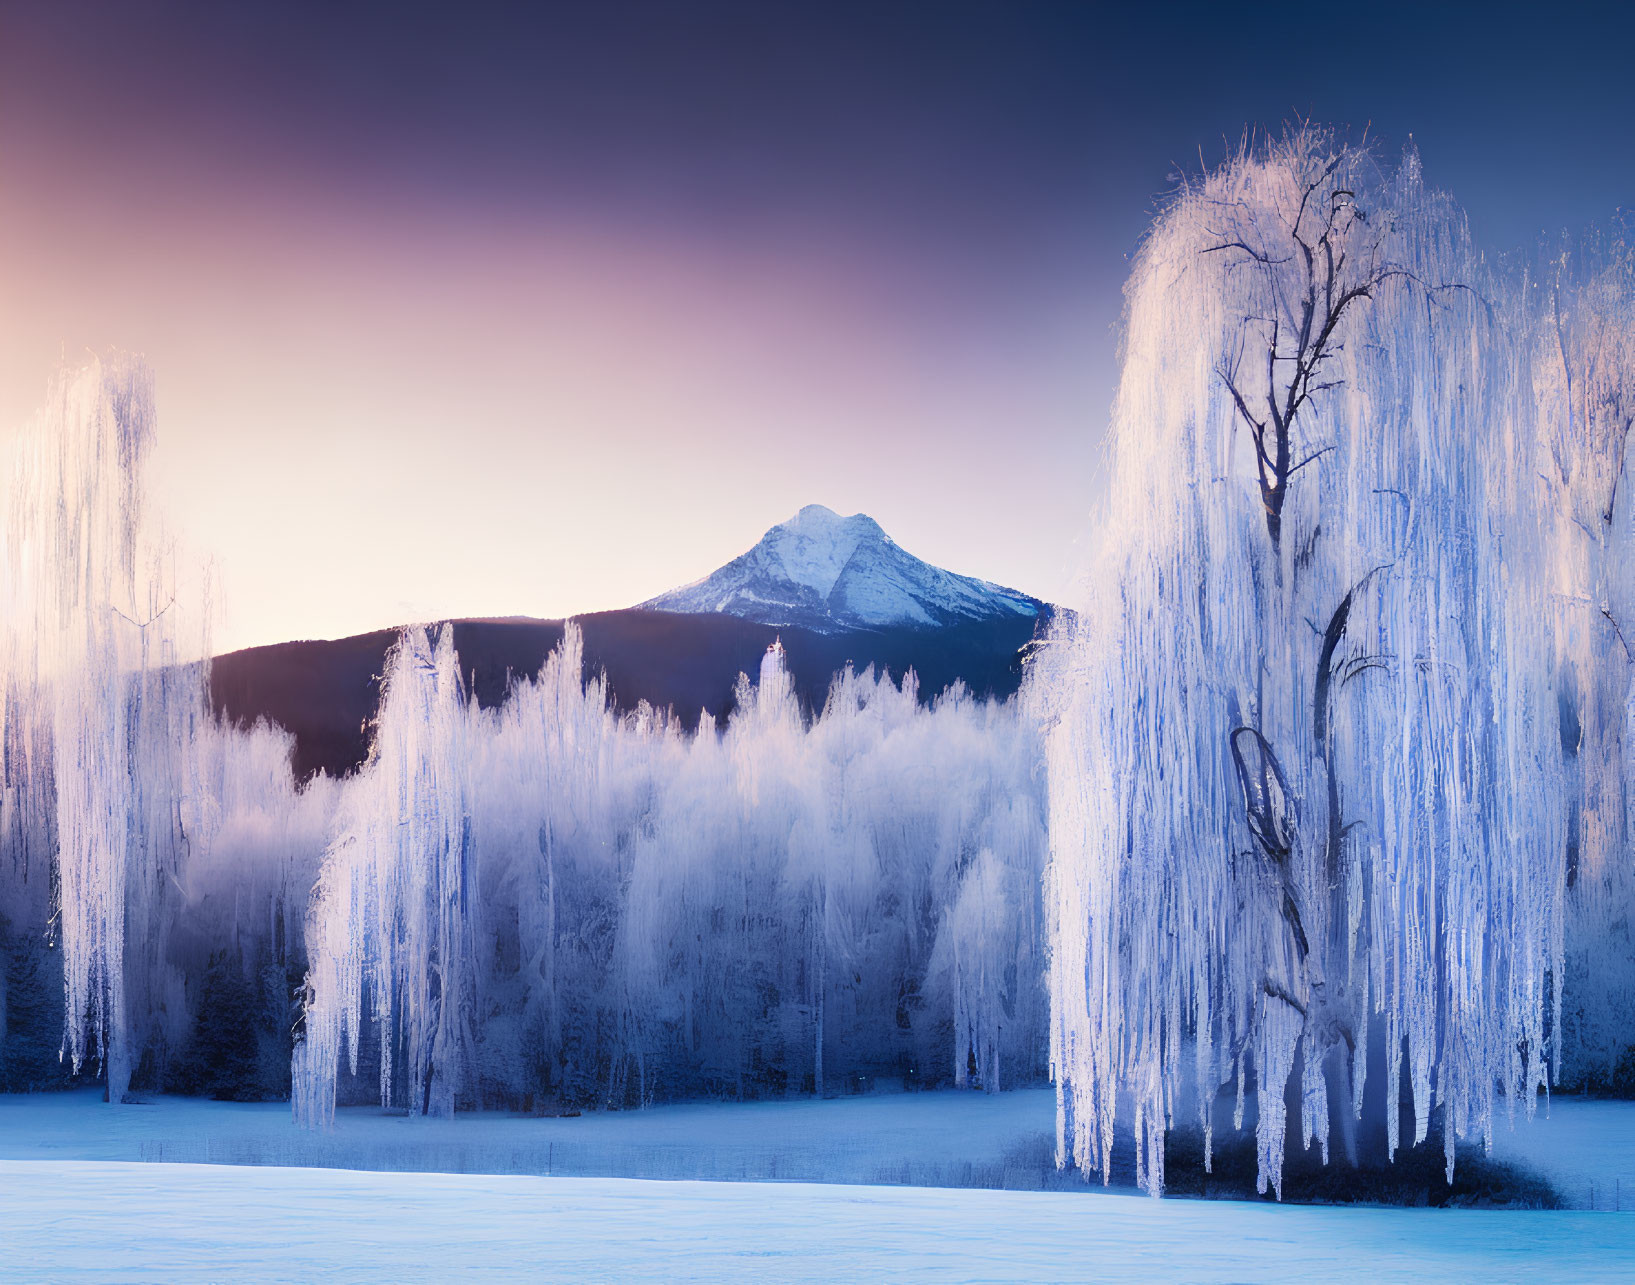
[
  {"x1": 294, "y1": 625, "x2": 1044, "y2": 1120},
  {"x1": 1034, "y1": 127, "x2": 1635, "y2": 1197},
  {"x1": 0, "y1": 369, "x2": 1044, "y2": 1111}
]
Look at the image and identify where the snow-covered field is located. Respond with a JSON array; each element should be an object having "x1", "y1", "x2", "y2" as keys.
[
  {"x1": 1486, "y1": 1096, "x2": 1635, "y2": 1210},
  {"x1": 0, "y1": 1087, "x2": 1061, "y2": 1187},
  {"x1": 5, "y1": 1086, "x2": 1632, "y2": 1203},
  {"x1": 4, "y1": 1158, "x2": 1634, "y2": 1283},
  {"x1": 2, "y1": 1089, "x2": 1634, "y2": 1280}
]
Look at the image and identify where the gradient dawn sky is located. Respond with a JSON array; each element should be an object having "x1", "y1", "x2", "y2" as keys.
[{"x1": 2, "y1": 1, "x2": 1632, "y2": 651}]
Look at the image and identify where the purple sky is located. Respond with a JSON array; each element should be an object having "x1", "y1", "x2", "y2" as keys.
[{"x1": 2, "y1": 1, "x2": 1630, "y2": 649}]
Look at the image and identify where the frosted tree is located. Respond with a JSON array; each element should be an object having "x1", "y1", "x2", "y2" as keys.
[
  {"x1": 1035, "y1": 129, "x2": 1574, "y2": 1197},
  {"x1": 295, "y1": 624, "x2": 476, "y2": 1123},
  {"x1": 615, "y1": 710, "x2": 721, "y2": 1102},
  {"x1": 3, "y1": 357, "x2": 333, "y2": 1102},
  {"x1": 180, "y1": 716, "x2": 337, "y2": 1095},
  {"x1": 730, "y1": 640, "x2": 833, "y2": 1092},
  {"x1": 1, "y1": 357, "x2": 206, "y2": 1103},
  {"x1": 474, "y1": 623, "x2": 642, "y2": 1108},
  {"x1": 932, "y1": 848, "x2": 1015, "y2": 1092},
  {"x1": 183, "y1": 718, "x2": 335, "y2": 973},
  {"x1": 1535, "y1": 231, "x2": 1635, "y2": 1088}
]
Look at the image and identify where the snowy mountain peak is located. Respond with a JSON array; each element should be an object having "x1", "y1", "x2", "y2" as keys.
[{"x1": 638, "y1": 506, "x2": 1042, "y2": 633}]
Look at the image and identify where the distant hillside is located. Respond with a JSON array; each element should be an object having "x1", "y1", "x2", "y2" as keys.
[{"x1": 209, "y1": 608, "x2": 1046, "y2": 781}]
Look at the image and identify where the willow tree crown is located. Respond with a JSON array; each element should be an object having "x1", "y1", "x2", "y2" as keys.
[{"x1": 1036, "y1": 127, "x2": 1634, "y2": 1197}]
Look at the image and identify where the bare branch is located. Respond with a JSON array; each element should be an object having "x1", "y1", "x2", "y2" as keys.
[
  {"x1": 1201, "y1": 241, "x2": 1292, "y2": 265},
  {"x1": 1603, "y1": 608, "x2": 1634, "y2": 663},
  {"x1": 1288, "y1": 445, "x2": 1335, "y2": 476}
]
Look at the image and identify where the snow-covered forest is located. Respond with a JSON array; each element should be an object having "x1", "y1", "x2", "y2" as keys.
[
  {"x1": 0, "y1": 375, "x2": 1045, "y2": 1112},
  {"x1": 4, "y1": 128, "x2": 1635, "y2": 1213},
  {"x1": 1033, "y1": 128, "x2": 1635, "y2": 1198},
  {"x1": 293, "y1": 623, "x2": 1045, "y2": 1119}
]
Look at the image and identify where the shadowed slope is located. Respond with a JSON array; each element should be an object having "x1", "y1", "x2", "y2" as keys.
[{"x1": 210, "y1": 608, "x2": 1045, "y2": 780}]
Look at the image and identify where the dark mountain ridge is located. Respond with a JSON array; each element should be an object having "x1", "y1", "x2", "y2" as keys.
[{"x1": 210, "y1": 607, "x2": 1047, "y2": 781}]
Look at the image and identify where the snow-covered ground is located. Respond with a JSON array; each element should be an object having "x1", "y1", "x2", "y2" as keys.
[
  {"x1": 3, "y1": 1089, "x2": 1633, "y2": 1281},
  {"x1": 3, "y1": 1086, "x2": 1631, "y2": 1204},
  {"x1": 1485, "y1": 1096, "x2": 1635, "y2": 1210},
  {"x1": 0, "y1": 1087, "x2": 1058, "y2": 1187},
  {"x1": 4, "y1": 1159, "x2": 1634, "y2": 1284}
]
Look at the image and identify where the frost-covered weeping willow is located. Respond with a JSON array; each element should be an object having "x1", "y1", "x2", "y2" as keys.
[
  {"x1": 295, "y1": 627, "x2": 1046, "y2": 1123},
  {"x1": 2, "y1": 357, "x2": 331, "y2": 1101},
  {"x1": 1033, "y1": 129, "x2": 1635, "y2": 1197},
  {"x1": 0, "y1": 358, "x2": 203, "y2": 1102},
  {"x1": 295, "y1": 625, "x2": 477, "y2": 1123}
]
